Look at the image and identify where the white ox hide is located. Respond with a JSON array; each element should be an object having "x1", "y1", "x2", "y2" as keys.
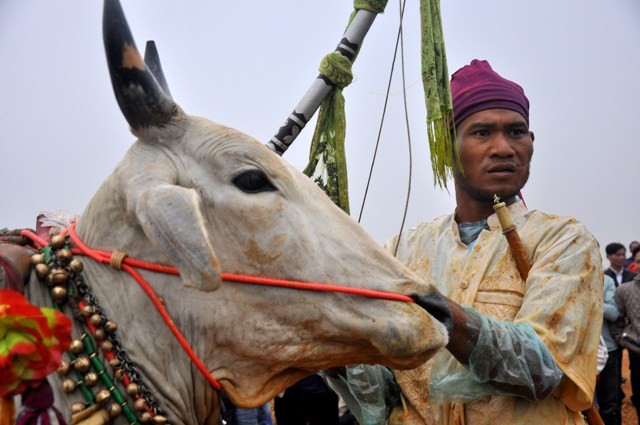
[{"x1": 26, "y1": 1, "x2": 448, "y2": 423}]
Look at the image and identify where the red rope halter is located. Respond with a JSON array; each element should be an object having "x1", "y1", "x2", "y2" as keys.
[{"x1": 21, "y1": 224, "x2": 414, "y2": 391}]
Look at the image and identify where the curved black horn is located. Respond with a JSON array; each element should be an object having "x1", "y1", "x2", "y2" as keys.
[
  {"x1": 144, "y1": 40, "x2": 172, "y2": 99},
  {"x1": 103, "y1": 0, "x2": 177, "y2": 130}
]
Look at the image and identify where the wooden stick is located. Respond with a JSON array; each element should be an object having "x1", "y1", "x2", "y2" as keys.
[{"x1": 493, "y1": 201, "x2": 531, "y2": 280}]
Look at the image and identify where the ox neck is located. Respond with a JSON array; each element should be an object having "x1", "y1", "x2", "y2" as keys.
[{"x1": 23, "y1": 228, "x2": 220, "y2": 424}]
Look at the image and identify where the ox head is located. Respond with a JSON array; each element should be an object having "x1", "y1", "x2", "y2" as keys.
[{"x1": 90, "y1": 0, "x2": 448, "y2": 410}]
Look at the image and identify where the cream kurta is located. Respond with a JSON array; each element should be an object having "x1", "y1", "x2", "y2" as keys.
[{"x1": 387, "y1": 201, "x2": 603, "y2": 425}]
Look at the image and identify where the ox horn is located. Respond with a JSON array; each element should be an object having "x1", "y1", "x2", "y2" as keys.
[
  {"x1": 103, "y1": 0, "x2": 177, "y2": 130},
  {"x1": 144, "y1": 41, "x2": 172, "y2": 99}
]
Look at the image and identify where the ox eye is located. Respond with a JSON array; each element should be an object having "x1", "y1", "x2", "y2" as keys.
[{"x1": 233, "y1": 170, "x2": 277, "y2": 193}]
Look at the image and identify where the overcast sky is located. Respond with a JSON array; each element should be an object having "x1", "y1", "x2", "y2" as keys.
[{"x1": 1, "y1": 1, "x2": 639, "y2": 262}]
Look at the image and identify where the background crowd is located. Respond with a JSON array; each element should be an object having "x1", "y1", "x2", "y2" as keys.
[{"x1": 597, "y1": 241, "x2": 640, "y2": 425}]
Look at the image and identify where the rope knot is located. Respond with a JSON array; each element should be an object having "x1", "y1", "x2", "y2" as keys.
[
  {"x1": 110, "y1": 250, "x2": 128, "y2": 270},
  {"x1": 319, "y1": 52, "x2": 353, "y2": 89}
]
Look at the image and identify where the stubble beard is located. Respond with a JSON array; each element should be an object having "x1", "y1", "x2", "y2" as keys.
[{"x1": 454, "y1": 166, "x2": 531, "y2": 204}]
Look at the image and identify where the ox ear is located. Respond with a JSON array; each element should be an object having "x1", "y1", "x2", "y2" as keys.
[
  {"x1": 144, "y1": 41, "x2": 172, "y2": 99},
  {"x1": 135, "y1": 185, "x2": 221, "y2": 292},
  {"x1": 103, "y1": 0, "x2": 177, "y2": 130}
]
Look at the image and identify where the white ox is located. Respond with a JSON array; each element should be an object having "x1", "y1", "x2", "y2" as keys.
[{"x1": 25, "y1": 0, "x2": 447, "y2": 423}]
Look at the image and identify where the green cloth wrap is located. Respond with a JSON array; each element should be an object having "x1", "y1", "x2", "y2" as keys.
[
  {"x1": 420, "y1": 0, "x2": 456, "y2": 189},
  {"x1": 354, "y1": 0, "x2": 388, "y2": 14},
  {"x1": 303, "y1": 52, "x2": 354, "y2": 214},
  {"x1": 304, "y1": 1, "x2": 390, "y2": 213},
  {"x1": 320, "y1": 53, "x2": 354, "y2": 88}
]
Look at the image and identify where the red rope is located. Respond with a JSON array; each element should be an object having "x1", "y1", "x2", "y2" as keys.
[
  {"x1": 20, "y1": 229, "x2": 48, "y2": 248},
  {"x1": 21, "y1": 224, "x2": 414, "y2": 392}
]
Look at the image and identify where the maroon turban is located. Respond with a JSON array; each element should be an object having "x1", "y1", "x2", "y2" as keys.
[{"x1": 451, "y1": 59, "x2": 529, "y2": 126}]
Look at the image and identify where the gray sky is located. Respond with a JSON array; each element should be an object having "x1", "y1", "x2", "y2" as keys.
[{"x1": 1, "y1": 1, "x2": 639, "y2": 262}]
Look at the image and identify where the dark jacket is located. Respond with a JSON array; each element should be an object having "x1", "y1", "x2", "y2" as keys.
[{"x1": 605, "y1": 268, "x2": 637, "y2": 288}]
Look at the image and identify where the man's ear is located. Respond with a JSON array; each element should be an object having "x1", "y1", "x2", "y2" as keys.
[{"x1": 530, "y1": 131, "x2": 535, "y2": 142}]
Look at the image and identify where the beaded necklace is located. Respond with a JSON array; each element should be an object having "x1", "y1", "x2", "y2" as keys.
[{"x1": 32, "y1": 233, "x2": 168, "y2": 424}]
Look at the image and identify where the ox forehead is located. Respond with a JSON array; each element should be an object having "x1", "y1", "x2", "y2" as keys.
[{"x1": 23, "y1": 0, "x2": 448, "y2": 423}]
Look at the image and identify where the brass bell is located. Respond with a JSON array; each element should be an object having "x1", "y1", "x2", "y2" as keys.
[
  {"x1": 57, "y1": 360, "x2": 71, "y2": 376},
  {"x1": 69, "y1": 339, "x2": 84, "y2": 354},
  {"x1": 62, "y1": 378, "x2": 77, "y2": 393},
  {"x1": 51, "y1": 286, "x2": 68, "y2": 303},
  {"x1": 84, "y1": 371, "x2": 99, "y2": 386},
  {"x1": 50, "y1": 234, "x2": 65, "y2": 249},
  {"x1": 109, "y1": 358, "x2": 121, "y2": 368},
  {"x1": 126, "y1": 383, "x2": 139, "y2": 395},
  {"x1": 104, "y1": 320, "x2": 118, "y2": 333},
  {"x1": 69, "y1": 259, "x2": 84, "y2": 273},
  {"x1": 30, "y1": 253, "x2": 45, "y2": 265},
  {"x1": 89, "y1": 314, "x2": 102, "y2": 326},
  {"x1": 35, "y1": 263, "x2": 50, "y2": 279},
  {"x1": 70, "y1": 402, "x2": 86, "y2": 414},
  {"x1": 152, "y1": 415, "x2": 168, "y2": 424},
  {"x1": 58, "y1": 248, "x2": 73, "y2": 262},
  {"x1": 100, "y1": 340, "x2": 113, "y2": 352},
  {"x1": 50, "y1": 268, "x2": 69, "y2": 284},
  {"x1": 114, "y1": 368, "x2": 125, "y2": 382},
  {"x1": 82, "y1": 305, "x2": 95, "y2": 317},
  {"x1": 73, "y1": 356, "x2": 91, "y2": 373},
  {"x1": 96, "y1": 389, "x2": 111, "y2": 404},
  {"x1": 94, "y1": 328, "x2": 106, "y2": 340},
  {"x1": 139, "y1": 412, "x2": 153, "y2": 423},
  {"x1": 133, "y1": 397, "x2": 147, "y2": 411},
  {"x1": 107, "y1": 402, "x2": 122, "y2": 418}
]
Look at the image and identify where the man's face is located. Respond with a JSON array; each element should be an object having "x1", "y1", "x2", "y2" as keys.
[
  {"x1": 454, "y1": 109, "x2": 534, "y2": 203},
  {"x1": 630, "y1": 242, "x2": 639, "y2": 254},
  {"x1": 607, "y1": 248, "x2": 626, "y2": 270}
]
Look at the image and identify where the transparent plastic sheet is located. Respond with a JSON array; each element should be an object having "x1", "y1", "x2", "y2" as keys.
[
  {"x1": 430, "y1": 306, "x2": 563, "y2": 403},
  {"x1": 323, "y1": 364, "x2": 400, "y2": 425}
]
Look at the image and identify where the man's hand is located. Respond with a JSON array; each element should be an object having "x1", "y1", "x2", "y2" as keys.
[
  {"x1": 410, "y1": 292, "x2": 454, "y2": 335},
  {"x1": 410, "y1": 292, "x2": 481, "y2": 365}
]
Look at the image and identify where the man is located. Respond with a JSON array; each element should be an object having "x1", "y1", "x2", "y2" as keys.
[
  {"x1": 614, "y1": 273, "x2": 640, "y2": 422},
  {"x1": 604, "y1": 242, "x2": 637, "y2": 422},
  {"x1": 596, "y1": 274, "x2": 622, "y2": 425},
  {"x1": 326, "y1": 60, "x2": 603, "y2": 425},
  {"x1": 605, "y1": 243, "x2": 637, "y2": 287}
]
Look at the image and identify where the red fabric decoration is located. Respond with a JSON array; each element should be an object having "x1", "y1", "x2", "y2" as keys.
[{"x1": 0, "y1": 289, "x2": 71, "y2": 397}]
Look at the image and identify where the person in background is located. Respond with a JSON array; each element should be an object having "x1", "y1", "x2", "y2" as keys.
[
  {"x1": 614, "y1": 272, "x2": 640, "y2": 423},
  {"x1": 627, "y1": 246, "x2": 640, "y2": 273},
  {"x1": 605, "y1": 243, "x2": 637, "y2": 288},
  {"x1": 625, "y1": 241, "x2": 639, "y2": 269},
  {"x1": 605, "y1": 242, "x2": 637, "y2": 411},
  {"x1": 596, "y1": 273, "x2": 622, "y2": 425},
  {"x1": 275, "y1": 374, "x2": 339, "y2": 425},
  {"x1": 219, "y1": 392, "x2": 274, "y2": 425}
]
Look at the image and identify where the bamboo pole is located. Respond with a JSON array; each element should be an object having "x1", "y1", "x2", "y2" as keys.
[{"x1": 265, "y1": 9, "x2": 378, "y2": 155}]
